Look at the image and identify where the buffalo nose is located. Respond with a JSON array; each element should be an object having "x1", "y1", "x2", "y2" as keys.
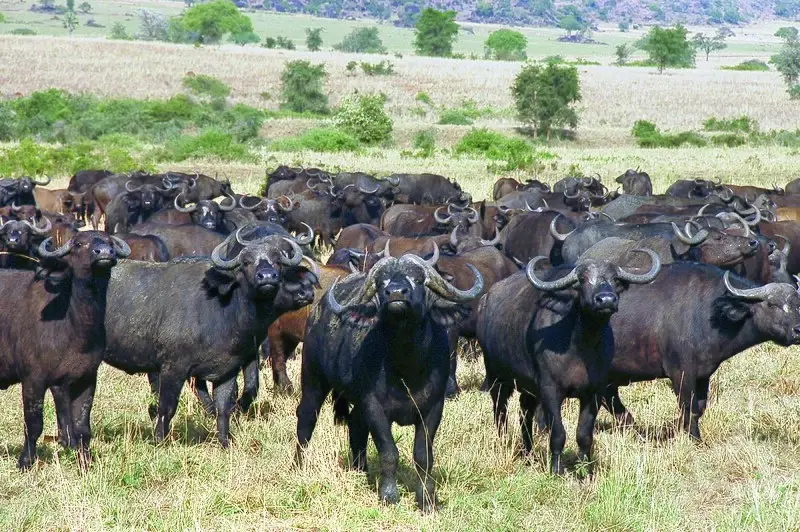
[
  {"x1": 93, "y1": 243, "x2": 115, "y2": 256},
  {"x1": 594, "y1": 293, "x2": 618, "y2": 307},
  {"x1": 384, "y1": 286, "x2": 409, "y2": 297},
  {"x1": 256, "y1": 269, "x2": 278, "y2": 284}
]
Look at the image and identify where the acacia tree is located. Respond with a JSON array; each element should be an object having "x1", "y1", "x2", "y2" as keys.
[
  {"x1": 182, "y1": 0, "x2": 253, "y2": 45},
  {"x1": 306, "y1": 27, "x2": 323, "y2": 51},
  {"x1": 511, "y1": 61, "x2": 581, "y2": 140},
  {"x1": 692, "y1": 30, "x2": 727, "y2": 61},
  {"x1": 413, "y1": 8, "x2": 459, "y2": 57},
  {"x1": 63, "y1": 0, "x2": 78, "y2": 36},
  {"x1": 484, "y1": 29, "x2": 527, "y2": 60},
  {"x1": 640, "y1": 25, "x2": 695, "y2": 73},
  {"x1": 771, "y1": 29, "x2": 800, "y2": 99}
]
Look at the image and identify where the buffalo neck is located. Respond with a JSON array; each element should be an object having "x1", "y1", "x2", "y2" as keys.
[
  {"x1": 710, "y1": 314, "x2": 766, "y2": 366},
  {"x1": 222, "y1": 287, "x2": 277, "y2": 350},
  {"x1": 67, "y1": 272, "x2": 111, "y2": 337},
  {"x1": 380, "y1": 315, "x2": 430, "y2": 377}
]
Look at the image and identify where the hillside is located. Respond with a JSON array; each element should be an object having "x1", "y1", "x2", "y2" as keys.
[{"x1": 238, "y1": 0, "x2": 799, "y2": 28}]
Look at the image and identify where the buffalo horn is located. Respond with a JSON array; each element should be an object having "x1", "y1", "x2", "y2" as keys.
[
  {"x1": 110, "y1": 235, "x2": 132, "y2": 258},
  {"x1": 525, "y1": 256, "x2": 578, "y2": 291},
  {"x1": 671, "y1": 222, "x2": 708, "y2": 245},
  {"x1": 38, "y1": 237, "x2": 74, "y2": 258},
  {"x1": 210, "y1": 232, "x2": 242, "y2": 270},
  {"x1": 219, "y1": 192, "x2": 236, "y2": 212},
  {"x1": 32, "y1": 175, "x2": 51, "y2": 186},
  {"x1": 723, "y1": 271, "x2": 772, "y2": 300},
  {"x1": 434, "y1": 206, "x2": 451, "y2": 224},
  {"x1": 549, "y1": 214, "x2": 575, "y2": 241},
  {"x1": 125, "y1": 180, "x2": 142, "y2": 193},
  {"x1": 174, "y1": 194, "x2": 196, "y2": 213},
  {"x1": 404, "y1": 254, "x2": 484, "y2": 303},
  {"x1": 616, "y1": 249, "x2": 661, "y2": 284}
]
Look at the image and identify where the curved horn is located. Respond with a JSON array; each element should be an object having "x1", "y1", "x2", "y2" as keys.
[
  {"x1": 109, "y1": 235, "x2": 131, "y2": 258},
  {"x1": 387, "y1": 176, "x2": 400, "y2": 186},
  {"x1": 238, "y1": 195, "x2": 266, "y2": 211},
  {"x1": 744, "y1": 207, "x2": 761, "y2": 226},
  {"x1": 404, "y1": 254, "x2": 484, "y2": 303},
  {"x1": 549, "y1": 214, "x2": 575, "y2": 242},
  {"x1": 306, "y1": 179, "x2": 320, "y2": 190},
  {"x1": 219, "y1": 192, "x2": 236, "y2": 212},
  {"x1": 32, "y1": 175, "x2": 51, "y2": 186},
  {"x1": 210, "y1": 233, "x2": 242, "y2": 270},
  {"x1": 276, "y1": 195, "x2": 294, "y2": 212},
  {"x1": 480, "y1": 227, "x2": 501, "y2": 246},
  {"x1": 719, "y1": 188, "x2": 734, "y2": 203},
  {"x1": 697, "y1": 204, "x2": 711, "y2": 217},
  {"x1": 582, "y1": 176, "x2": 594, "y2": 186},
  {"x1": 348, "y1": 261, "x2": 359, "y2": 274},
  {"x1": 525, "y1": 256, "x2": 578, "y2": 291},
  {"x1": 467, "y1": 207, "x2": 479, "y2": 224},
  {"x1": 174, "y1": 193, "x2": 196, "y2": 213},
  {"x1": 125, "y1": 180, "x2": 142, "y2": 193},
  {"x1": 716, "y1": 212, "x2": 752, "y2": 237},
  {"x1": 434, "y1": 206, "x2": 452, "y2": 224},
  {"x1": 671, "y1": 222, "x2": 708, "y2": 245},
  {"x1": 293, "y1": 223, "x2": 314, "y2": 246},
  {"x1": 38, "y1": 237, "x2": 74, "y2": 259},
  {"x1": 616, "y1": 249, "x2": 661, "y2": 284},
  {"x1": 24, "y1": 216, "x2": 51, "y2": 235},
  {"x1": 564, "y1": 188, "x2": 580, "y2": 199},
  {"x1": 357, "y1": 179, "x2": 381, "y2": 195},
  {"x1": 423, "y1": 241, "x2": 440, "y2": 267},
  {"x1": 723, "y1": 270, "x2": 771, "y2": 300},
  {"x1": 449, "y1": 226, "x2": 459, "y2": 249},
  {"x1": 278, "y1": 237, "x2": 304, "y2": 267},
  {"x1": 326, "y1": 277, "x2": 347, "y2": 315},
  {"x1": 11, "y1": 200, "x2": 22, "y2": 212}
]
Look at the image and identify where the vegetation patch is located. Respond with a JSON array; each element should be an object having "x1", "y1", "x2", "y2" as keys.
[
  {"x1": 334, "y1": 93, "x2": 392, "y2": 145},
  {"x1": 721, "y1": 60, "x2": 770, "y2": 71},
  {"x1": 269, "y1": 127, "x2": 361, "y2": 153},
  {"x1": 453, "y1": 128, "x2": 558, "y2": 171},
  {"x1": 0, "y1": 138, "x2": 155, "y2": 176}
]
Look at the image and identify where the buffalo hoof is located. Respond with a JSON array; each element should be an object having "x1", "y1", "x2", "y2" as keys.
[
  {"x1": 274, "y1": 377, "x2": 295, "y2": 395},
  {"x1": 416, "y1": 488, "x2": 438, "y2": 512},
  {"x1": 550, "y1": 455, "x2": 565, "y2": 476},
  {"x1": 445, "y1": 377, "x2": 460, "y2": 399},
  {"x1": 148, "y1": 403, "x2": 158, "y2": 421},
  {"x1": 17, "y1": 453, "x2": 34, "y2": 471},
  {"x1": 478, "y1": 378, "x2": 489, "y2": 392},
  {"x1": 379, "y1": 480, "x2": 399, "y2": 505},
  {"x1": 615, "y1": 411, "x2": 635, "y2": 427}
]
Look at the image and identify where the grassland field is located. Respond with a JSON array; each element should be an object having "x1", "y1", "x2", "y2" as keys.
[{"x1": 0, "y1": 3, "x2": 800, "y2": 529}]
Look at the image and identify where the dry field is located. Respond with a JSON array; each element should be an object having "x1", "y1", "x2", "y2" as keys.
[{"x1": 1, "y1": 18, "x2": 800, "y2": 530}]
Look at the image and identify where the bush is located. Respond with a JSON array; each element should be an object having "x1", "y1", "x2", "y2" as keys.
[
  {"x1": 0, "y1": 13, "x2": 5, "y2": 24},
  {"x1": 10, "y1": 28, "x2": 37, "y2": 36},
  {"x1": 108, "y1": 22, "x2": 131, "y2": 40},
  {"x1": 306, "y1": 27, "x2": 322, "y2": 51},
  {"x1": 230, "y1": 31, "x2": 260, "y2": 46},
  {"x1": 270, "y1": 127, "x2": 360, "y2": 152},
  {"x1": 78, "y1": 2, "x2": 91, "y2": 13},
  {"x1": 415, "y1": 92, "x2": 434, "y2": 106},
  {"x1": 182, "y1": 74, "x2": 231, "y2": 100},
  {"x1": 0, "y1": 138, "x2": 155, "y2": 176},
  {"x1": 721, "y1": 59, "x2": 770, "y2": 71},
  {"x1": 158, "y1": 129, "x2": 255, "y2": 162},
  {"x1": 484, "y1": 29, "x2": 527, "y2": 61},
  {"x1": 280, "y1": 61, "x2": 328, "y2": 114},
  {"x1": 360, "y1": 60, "x2": 394, "y2": 76},
  {"x1": 334, "y1": 93, "x2": 392, "y2": 145},
  {"x1": 703, "y1": 116, "x2": 756, "y2": 133},
  {"x1": 631, "y1": 120, "x2": 707, "y2": 148},
  {"x1": 333, "y1": 27, "x2": 385, "y2": 53},
  {"x1": 710, "y1": 133, "x2": 747, "y2": 147},
  {"x1": 453, "y1": 128, "x2": 556, "y2": 171},
  {"x1": 411, "y1": 129, "x2": 436, "y2": 158},
  {"x1": 438, "y1": 109, "x2": 473, "y2": 125}
]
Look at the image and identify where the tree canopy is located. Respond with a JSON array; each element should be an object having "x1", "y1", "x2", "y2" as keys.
[
  {"x1": 484, "y1": 29, "x2": 527, "y2": 61},
  {"x1": 182, "y1": 0, "x2": 253, "y2": 45},
  {"x1": 640, "y1": 25, "x2": 695, "y2": 73},
  {"x1": 414, "y1": 8, "x2": 459, "y2": 57},
  {"x1": 511, "y1": 61, "x2": 581, "y2": 139}
]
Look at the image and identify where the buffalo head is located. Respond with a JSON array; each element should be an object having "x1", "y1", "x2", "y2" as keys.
[
  {"x1": 38, "y1": 230, "x2": 130, "y2": 278},
  {"x1": 721, "y1": 272, "x2": 800, "y2": 346}
]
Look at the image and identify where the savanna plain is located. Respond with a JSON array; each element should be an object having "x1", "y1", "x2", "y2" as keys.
[{"x1": 1, "y1": 2, "x2": 800, "y2": 529}]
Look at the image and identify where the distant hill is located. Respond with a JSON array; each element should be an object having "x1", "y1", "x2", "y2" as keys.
[{"x1": 235, "y1": 0, "x2": 800, "y2": 28}]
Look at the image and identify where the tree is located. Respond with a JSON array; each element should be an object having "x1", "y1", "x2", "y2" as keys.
[
  {"x1": 0, "y1": 13, "x2": 6, "y2": 24},
  {"x1": 413, "y1": 8, "x2": 459, "y2": 57},
  {"x1": 692, "y1": 31, "x2": 727, "y2": 61},
  {"x1": 230, "y1": 30, "x2": 259, "y2": 46},
  {"x1": 108, "y1": 21, "x2": 132, "y2": 40},
  {"x1": 776, "y1": 27, "x2": 799, "y2": 42},
  {"x1": 615, "y1": 43, "x2": 631, "y2": 65},
  {"x1": 138, "y1": 9, "x2": 169, "y2": 41},
  {"x1": 640, "y1": 25, "x2": 695, "y2": 74},
  {"x1": 484, "y1": 29, "x2": 527, "y2": 61},
  {"x1": 280, "y1": 61, "x2": 329, "y2": 114},
  {"x1": 334, "y1": 93, "x2": 393, "y2": 145},
  {"x1": 771, "y1": 30, "x2": 800, "y2": 99},
  {"x1": 63, "y1": 0, "x2": 78, "y2": 36},
  {"x1": 182, "y1": 0, "x2": 253, "y2": 45},
  {"x1": 333, "y1": 27, "x2": 385, "y2": 53},
  {"x1": 618, "y1": 20, "x2": 629, "y2": 32},
  {"x1": 306, "y1": 27, "x2": 323, "y2": 51},
  {"x1": 78, "y1": 2, "x2": 91, "y2": 13},
  {"x1": 511, "y1": 61, "x2": 581, "y2": 140}
]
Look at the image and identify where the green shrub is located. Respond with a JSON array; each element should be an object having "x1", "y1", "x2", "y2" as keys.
[
  {"x1": 0, "y1": 13, "x2": 5, "y2": 24},
  {"x1": 453, "y1": 128, "x2": 556, "y2": 171},
  {"x1": 306, "y1": 27, "x2": 323, "y2": 51},
  {"x1": 280, "y1": 61, "x2": 328, "y2": 114},
  {"x1": 710, "y1": 133, "x2": 747, "y2": 147},
  {"x1": 703, "y1": 115, "x2": 756, "y2": 133},
  {"x1": 411, "y1": 129, "x2": 436, "y2": 158},
  {"x1": 721, "y1": 59, "x2": 770, "y2": 71},
  {"x1": 230, "y1": 30, "x2": 260, "y2": 46},
  {"x1": 333, "y1": 27, "x2": 386, "y2": 53},
  {"x1": 182, "y1": 74, "x2": 231, "y2": 99},
  {"x1": 0, "y1": 138, "x2": 154, "y2": 176},
  {"x1": 334, "y1": 93, "x2": 392, "y2": 145},
  {"x1": 270, "y1": 127, "x2": 361, "y2": 152},
  {"x1": 438, "y1": 109, "x2": 473, "y2": 125},
  {"x1": 181, "y1": 0, "x2": 253, "y2": 45},
  {"x1": 360, "y1": 60, "x2": 394, "y2": 76},
  {"x1": 11, "y1": 28, "x2": 37, "y2": 36},
  {"x1": 631, "y1": 120, "x2": 707, "y2": 148},
  {"x1": 109, "y1": 21, "x2": 132, "y2": 40},
  {"x1": 415, "y1": 92, "x2": 433, "y2": 106},
  {"x1": 158, "y1": 129, "x2": 255, "y2": 162}
]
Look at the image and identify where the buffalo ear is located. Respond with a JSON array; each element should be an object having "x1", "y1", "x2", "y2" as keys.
[
  {"x1": 670, "y1": 241, "x2": 691, "y2": 257},
  {"x1": 430, "y1": 302, "x2": 470, "y2": 327},
  {"x1": 713, "y1": 297, "x2": 752, "y2": 326},
  {"x1": 203, "y1": 268, "x2": 238, "y2": 297}
]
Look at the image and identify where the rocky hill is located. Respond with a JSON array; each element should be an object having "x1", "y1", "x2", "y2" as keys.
[{"x1": 237, "y1": 0, "x2": 799, "y2": 28}]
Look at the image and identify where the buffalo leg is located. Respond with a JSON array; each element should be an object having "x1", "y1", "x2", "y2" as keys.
[
  {"x1": 237, "y1": 357, "x2": 259, "y2": 413},
  {"x1": 363, "y1": 398, "x2": 400, "y2": 505},
  {"x1": 294, "y1": 377, "x2": 329, "y2": 467},
  {"x1": 70, "y1": 374, "x2": 97, "y2": 468},
  {"x1": 690, "y1": 377, "x2": 711, "y2": 441},
  {"x1": 445, "y1": 329, "x2": 460, "y2": 398},
  {"x1": 413, "y1": 399, "x2": 443, "y2": 512},
  {"x1": 146, "y1": 372, "x2": 160, "y2": 420},
  {"x1": 519, "y1": 393, "x2": 539, "y2": 455},
  {"x1": 576, "y1": 394, "x2": 601, "y2": 473},
  {"x1": 671, "y1": 371, "x2": 700, "y2": 441},
  {"x1": 19, "y1": 380, "x2": 46, "y2": 470},
  {"x1": 267, "y1": 334, "x2": 296, "y2": 395},
  {"x1": 154, "y1": 373, "x2": 185, "y2": 443},
  {"x1": 213, "y1": 376, "x2": 239, "y2": 448},
  {"x1": 192, "y1": 379, "x2": 216, "y2": 417},
  {"x1": 488, "y1": 380, "x2": 512, "y2": 434},
  {"x1": 602, "y1": 385, "x2": 635, "y2": 426},
  {"x1": 51, "y1": 385, "x2": 77, "y2": 449},
  {"x1": 540, "y1": 386, "x2": 566, "y2": 475},
  {"x1": 347, "y1": 405, "x2": 368, "y2": 472}
]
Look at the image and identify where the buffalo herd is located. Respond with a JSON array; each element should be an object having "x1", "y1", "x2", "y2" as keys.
[{"x1": 1, "y1": 166, "x2": 800, "y2": 510}]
